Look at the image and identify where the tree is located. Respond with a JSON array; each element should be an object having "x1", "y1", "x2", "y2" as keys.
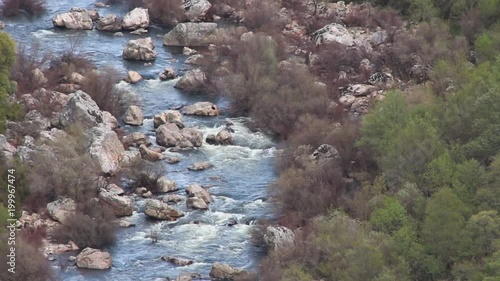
[
  {"x1": 370, "y1": 197, "x2": 409, "y2": 234},
  {"x1": 423, "y1": 188, "x2": 469, "y2": 265},
  {"x1": 462, "y1": 210, "x2": 500, "y2": 258}
]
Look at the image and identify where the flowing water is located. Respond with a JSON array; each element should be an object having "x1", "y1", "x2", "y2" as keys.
[{"x1": 2, "y1": 2, "x2": 276, "y2": 280}]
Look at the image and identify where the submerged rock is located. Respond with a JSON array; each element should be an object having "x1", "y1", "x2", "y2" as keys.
[
  {"x1": 161, "y1": 256, "x2": 193, "y2": 266},
  {"x1": 187, "y1": 161, "x2": 213, "y2": 171},
  {"x1": 186, "y1": 197, "x2": 208, "y2": 210},
  {"x1": 185, "y1": 184, "x2": 213, "y2": 203}
]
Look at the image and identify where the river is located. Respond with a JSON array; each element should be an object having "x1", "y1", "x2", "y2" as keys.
[{"x1": 1, "y1": 1, "x2": 276, "y2": 280}]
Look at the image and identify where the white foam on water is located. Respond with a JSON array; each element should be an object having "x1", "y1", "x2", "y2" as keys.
[
  {"x1": 32, "y1": 29, "x2": 55, "y2": 38},
  {"x1": 145, "y1": 78, "x2": 181, "y2": 89}
]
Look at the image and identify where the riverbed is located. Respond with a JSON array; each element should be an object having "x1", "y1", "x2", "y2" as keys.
[{"x1": 2, "y1": 1, "x2": 276, "y2": 280}]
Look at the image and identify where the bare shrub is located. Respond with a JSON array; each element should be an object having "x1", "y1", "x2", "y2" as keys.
[
  {"x1": 81, "y1": 66, "x2": 138, "y2": 118},
  {"x1": 23, "y1": 127, "x2": 99, "y2": 211},
  {"x1": 142, "y1": 0, "x2": 186, "y2": 27},
  {"x1": 52, "y1": 201, "x2": 117, "y2": 249},
  {"x1": 242, "y1": 0, "x2": 285, "y2": 32},
  {"x1": 0, "y1": 235, "x2": 56, "y2": 281},
  {"x1": 0, "y1": 0, "x2": 46, "y2": 17},
  {"x1": 10, "y1": 43, "x2": 51, "y2": 96}
]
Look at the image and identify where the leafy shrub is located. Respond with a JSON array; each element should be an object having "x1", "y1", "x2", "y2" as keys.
[{"x1": 0, "y1": 0, "x2": 46, "y2": 17}]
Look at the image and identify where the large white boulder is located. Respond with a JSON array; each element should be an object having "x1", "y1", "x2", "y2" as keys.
[
  {"x1": 122, "y1": 7, "x2": 150, "y2": 30},
  {"x1": 163, "y1": 22, "x2": 217, "y2": 47},
  {"x1": 123, "y1": 37, "x2": 157, "y2": 61},
  {"x1": 53, "y1": 11, "x2": 93, "y2": 30}
]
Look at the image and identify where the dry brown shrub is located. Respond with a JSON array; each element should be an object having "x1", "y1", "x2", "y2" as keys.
[
  {"x1": 142, "y1": 0, "x2": 186, "y2": 27},
  {"x1": 0, "y1": 0, "x2": 46, "y2": 17}
]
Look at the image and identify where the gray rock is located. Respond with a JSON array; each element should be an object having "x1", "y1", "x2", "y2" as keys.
[
  {"x1": 53, "y1": 11, "x2": 93, "y2": 30},
  {"x1": 163, "y1": 194, "x2": 183, "y2": 203},
  {"x1": 163, "y1": 22, "x2": 217, "y2": 47},
  {"x1": 123, "y1": 37, "x2": 157, "y2": 61},
  {"x1": 85, "y1": 125, "x2": 125, "y2": 175},
  {"x1": 139, "y1": 144, "x2": 164, "y2": 162},
  {"x1": 47, "y1": 198, "x2": 76, "y2": 224},
  {"x1": 186, "y1": 197, "x2": 208, "y2": 210},
  {"x1": 183, "y1": 0, "x2": 212, "y2": 22},
  {"x1": 98, "y1": 189, "x2": 134, "y2": 217},
  {"x1": 144, "y1": 199, "x2": 184, "y2": 220},
  {"x1": 59, "y1": 90, "x2": 103, "y2": 130},
  {"x1": 153, "y1": 110, "x2": 182, "y2": 128},
  {"x1": 96, "y1": 14, "x2": 122, "y2": 31},
  {"x1": 123, "y1": 105, "x2": 144, "y2": 126},
  {"x1": 181, "y1": 101, "x2": 220, "y2": 116},
  {"x1": 122, "y1": 7, "x2": 150, "y2": 30},
  {"x1": 70, "y1": 7, "x2": 99, "y2": 20},
  {"x1": 161, "y1": 256, "x2": 193, "y2": 266},
  {"x1": 157, "y1": 176, "x2": 178, "y2": 193},
  {"x1": 209, "y1": 263, "x2": 248, "y2": 280},
  {"x1": 174, "y1": 69, "x2": 207, "y2": 92},
  {"x1": 263, "y1": 226, "x2": 295, "y2": 251},
  {"x1": 185, "y1": 184, "x2": 213, "y2": 203},
  {"x1": 187, "y1": 161, "x2": 213, "y2": 171},
  {"x1": 76, "y1": 248, "x2": 112, "y2": 270}
]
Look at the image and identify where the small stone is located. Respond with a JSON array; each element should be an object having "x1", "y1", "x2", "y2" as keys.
[
  {"x1": 142, "y1": 191, "x2": 153, "y2": 198},
  {"x1": 166, "y1": 157, "x2": 180, "y2": 164}
]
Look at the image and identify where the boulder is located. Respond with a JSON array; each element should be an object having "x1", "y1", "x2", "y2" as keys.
[
  {"x1": 312, "y1": 23, "x2": 371, "y2": 49},
  {"x1": 139, "y1": 144, "x2": 164, "y2": 162},
  {"x1": 38, "y1": 128, "x2": 69, "y2": 144},
  {"x1": 183, "y1": 47, "x2": 197, "y2": 55},
  {"x1": 122, "y1": 132, "x2": 150, "y2": 147},
  {"x1": 123, "y1": 37, "x2": 157, "y2": 61},
  {"x1": 130, "y1": 28, "x2": 148, "y2": 35},
  {"x1": 142, "y1": 191, "x2": 153, "y2": 198},
  {"x1": 144, "y1": 199, "x2": 184, "y2": 220},
  {"x1": 215, "y1": 129, "x2": 233, "y2": 145},
  {"x1": 339, "y1": 94, "x2": 356, "y2": 107},
  {"x1": 184, "y1": 54, "x2": 204, "y2": 65},
  {"x1": 46, "y1": 198, "x2": 76, "y2": 224},
  {"x1": 0, "y1": 21, "x2": 4, "y2": 29},
  {"x1": 59, "y1": 90, "x2": 103, "y2": 130},
  {"x1": 98, "y1": 189, "x2": 134, "y2": 217},
  {"x1": 85, "y1": 125, "x2": 125, "y2": 175},
  {"x1": 310, "y1": 144, "x2": 340, "y2": 163},
  {"x1": 181, "y1": 101, "x2": 220, "y2": 116},
  {"x1": 166, "y1": 157, "x2": 181, "y2": 164},
  {"x1": 186, "y1": 197, "x2": 208, "y2": 210},
  {"x1": 105, "y1": 184, "x2": 125, "y2": 195},
  {"x1": 102, "y1": 111, "x2": 119, "y2": 130},
  {"x1": 155, "y1": 124, "x2": 203, "y2": 148},
  {"x1": 187, "y1": 161, "x2": 212, "y2": 171},
  {"x1": 32, "y1": 68, "x2": 47, "y2": 86},
  {"x1": 123, "y1": 105, "x2": 144, "y2": 126},
  {"x1": 174, "y1": 69, "x2": 206, "y2": 92},
  {"x1": 183, "y1": 0, "x2": 212, "y2": 22},
  {"x1": 69, "y1": 72, "x2": 86, "y2": 84},
  {"x1": 161, "y1": 256, "x2": 193, "y2": 266},
  {"x1": 185, "y1": 184, "x2": 213, "y2": 203},
  {"x1": 205, "y1": 134, "x2": 217, "y2": 145},
  {"x1": 127, "y1": 71, "x2": 142, "y2": 84},
  {"x1": 53, "y1": 11, "x2": 93, "y2": 30},
  {"x1": 341, "y1": 84, "x2": 377, "y2": 97},
  {"x1": 159, "y1": 67, "x2": 176, "y2": 81},
  {"x1": 70, "y1": 7, "x2": 99, "y2": 20},
  {"x1": 153, "y1": 110, "x2": 182, "y2": 128},
  {"x1": 122, "y1": 7, "x2": 150, "y2": 30},
  {"x1": 163, "y1": 194, "x2": 183, "y2": 203},
  {"x1": 76, "y1": 248, "x2": 112, "y2": 270},
  {"x1": 209, "y1": 263, "x2": 248, "y2": 280},
  {"x1": 0, "y1": 134, "x2": 16, "y2": 158},
  {"x1": 163, "y1": 22, "x2": 217, "y2": 47},
  {"x1": 157, "y1": 176, "x2": 178, "y2": 193},
  {"x1": 263, "y1": 226, "x2": 295, "y2": 251},
  {"x1": 175, "y1": 274, "x2": 194, "y2": 281},
  {"x1": 96, "y1": 14, "x2": 122, "y2": 31},
  {"x1": 121, "y1": 150, "x2": 141, "y2": 165}
]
